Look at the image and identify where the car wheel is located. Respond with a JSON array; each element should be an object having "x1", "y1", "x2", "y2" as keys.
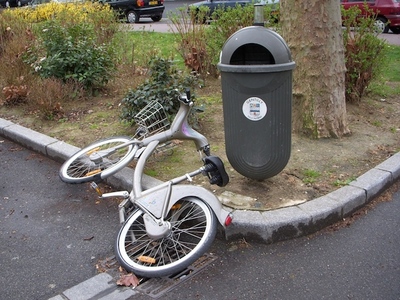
[
  {"x1": 390, "y1": 27, "x2": 400, "y2": 34},
  {"x1": 375, "y1": 17, "x2": 389, "y2": 33},
  {"x1": 127, "y1": 11, "x2": 139, "y2": 24},
  {"x1": 151, "y1": 15, "x2": 162, "y2": 22}
]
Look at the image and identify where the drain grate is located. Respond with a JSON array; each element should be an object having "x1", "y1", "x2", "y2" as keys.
[{"x1": 135, "y1": 253, "x2": 218, "y2": 298}]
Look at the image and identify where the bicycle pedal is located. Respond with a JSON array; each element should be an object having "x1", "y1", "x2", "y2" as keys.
[
  {"x1": 86, "y1": 169, "x2": 101, "y2": 176},
  {"x1": 90, "y1": 182, "x2": 102, "y2": 196},
  {"x1": 86, "y1": 147, "x2": 100, "y2": 155}
]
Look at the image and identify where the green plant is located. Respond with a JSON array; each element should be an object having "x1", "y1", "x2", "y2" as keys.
[
  {"x1": 170, "y1": 4, "x2": 277, "y2": 79},
  {"x1": 23, "y1": 19, "x2": 117, "y2": 92},
  {"x1": 169, "y1": 6, "x2": 214, "y2": 79},
  {"x1": 333, "y1": 176, "x2": 356, "y2": 187},
  {"x1": 113, "y1": 30, "x2": 178, "y2": 68},
  {"x1": 302, "y1": 169, "x2": 321, "y2": 184},
  {"x1": 371, "y1": 120, "x2": 382, "y2": 127},
  {"x1": 342, "y1": 5, "x2": 388, "y2": 102},
  {"x1": 145, "y1": 169, "x2": 159, "y2": 177},
  {"x1": 368, "y1": 45, "x2": 400, "y2": 97},
  {"x1": 205, "y1": 4, "x2": 255, "y2": 70},
  {"x1": 120, "y1": 57, "x2": 201, "y2": 125},
  {"x1": 383, "y1": 45, "x2": 400, "y2": 81}
]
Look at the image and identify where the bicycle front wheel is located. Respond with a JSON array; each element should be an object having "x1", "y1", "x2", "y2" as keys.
[
  {"x1": 59, "y1": 136, "x2": 135, "y2": 184},
  {"x1": 115, "y1": 197, "x2": 217, "y2": 278}
]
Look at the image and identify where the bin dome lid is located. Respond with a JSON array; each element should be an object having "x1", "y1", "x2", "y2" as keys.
[{"x1": 220, "y1": 26, "x2": 293, "y2": 65}]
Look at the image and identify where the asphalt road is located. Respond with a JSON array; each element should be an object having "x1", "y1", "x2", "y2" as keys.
[
  {"x1": 130, "y1": 185, "x2": 400, "y2": 300},
  {"x1": 0, "y1": 138, "x2": 120, "y2": 300},
  {"x1": 1, "y1": 137, "x2": 399, "y2": 299}
]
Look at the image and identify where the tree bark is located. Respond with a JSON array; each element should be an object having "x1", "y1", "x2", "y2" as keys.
[{"x1": 280, "y1": 0, "x2": 350, "y2": 138}]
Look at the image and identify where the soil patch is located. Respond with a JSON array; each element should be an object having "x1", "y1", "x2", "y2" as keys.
[
  {"x1": 1, "y1": 78, "x2": 399, "y2": 211},
  {"x1": 187, "y1": 87, "x2": 400, "y2": 210}
]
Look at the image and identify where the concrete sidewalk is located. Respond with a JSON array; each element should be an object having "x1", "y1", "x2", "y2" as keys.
[{"x1": 1, "y1": 117, "x2": 400, "y2": 300}]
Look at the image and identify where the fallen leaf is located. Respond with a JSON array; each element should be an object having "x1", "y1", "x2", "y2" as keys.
[{"x1": 116, "y1": 273, "x2": 140, "y2": 287}]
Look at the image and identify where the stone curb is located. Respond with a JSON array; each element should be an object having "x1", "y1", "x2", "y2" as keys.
[
  {"x1": 2, "y1": 117, "x2": 400, "y2": 243},
  {"x1": 2, "y1": 117, "x2": 400, "y2": 299}
]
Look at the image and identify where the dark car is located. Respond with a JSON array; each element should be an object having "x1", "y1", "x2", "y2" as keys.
[
  {"x1": 341, "y1": 0, "x2": 400, "y2": 34},
  {"x1": 104, "y1": 0, "x2": 165, "y2": 23},
  {"x1": 0, "y1": 0, "x2": 9, "y2": 7},
  {"x1": 0, "y1": 0, "x2": 30, "y2": 7}
]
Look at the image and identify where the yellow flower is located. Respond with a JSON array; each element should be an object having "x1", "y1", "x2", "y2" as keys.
[{"x1": 5, "y1": 1, "x2": 115, "y2": 24}]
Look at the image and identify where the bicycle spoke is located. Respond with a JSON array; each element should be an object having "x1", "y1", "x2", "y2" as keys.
[
  {"x1": 59, "y1": 137, "x2": 133, "y2": 183},
  {"x1": 116, "y1": 198, "x2": 217, "y2": 277}
]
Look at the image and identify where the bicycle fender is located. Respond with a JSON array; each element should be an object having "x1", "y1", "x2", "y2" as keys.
[{"x1": 168, "y1": 185, "x2": 232, "y2": 228}]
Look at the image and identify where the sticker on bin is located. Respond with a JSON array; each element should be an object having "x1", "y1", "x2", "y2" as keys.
[{"x1": 242, "y1": 97, "x2": 267, "y2": 121}]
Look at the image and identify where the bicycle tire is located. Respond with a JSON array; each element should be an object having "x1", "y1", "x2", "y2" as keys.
[
  {"x1": 115, "y1": 197, "x2": 217, "y2": 278},
  {"x1": 59, "y1": 136, "x2": 135, "y2": 184}
]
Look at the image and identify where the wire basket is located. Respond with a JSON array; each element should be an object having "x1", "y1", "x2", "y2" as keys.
[{"x1": 134, "y1": 101, "x2": 170, "y2": 137}]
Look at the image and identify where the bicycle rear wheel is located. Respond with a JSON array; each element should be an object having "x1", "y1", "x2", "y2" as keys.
[
  {"x1": 115, "y1": 197, "x2": 217, "y2": 278},
  {"x1": 59, "y1": 136, "x2": 135, "y2": 184}
]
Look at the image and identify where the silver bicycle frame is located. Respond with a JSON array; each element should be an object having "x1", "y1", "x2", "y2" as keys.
[
  {"x1": 141, "y1": 100, "x2": 210, "y2": 153},
  {"x1": 115, "y1": 140, "x2": 231, "y2": 228},
  {"x1": 96, "y1": 97, "x2": 232, "y2": 234},
  {"x1": 94, "y1": 99, "x2": 211, "y2": 182},
  {"x1": 107, "y1": 100, "x2": 209, "y2": 157}
]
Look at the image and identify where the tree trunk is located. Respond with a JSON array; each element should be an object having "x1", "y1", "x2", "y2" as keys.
[{"x1": 280, "y1": 0, "x2": 350, "y2": 138}]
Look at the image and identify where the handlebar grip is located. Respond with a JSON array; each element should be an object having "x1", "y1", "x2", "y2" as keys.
[
  {"x1": 178, "y1": 88, "x2": 191, "y2": 104},
  {"x1": 185, "y1": 88, "x2": 191, "y2": 101}
]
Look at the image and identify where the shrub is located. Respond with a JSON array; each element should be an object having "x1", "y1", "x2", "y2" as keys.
[
  {"x1": 28, "y1": 77, "x2": 85, "y2": 120},
  {"x1": 120, "y1": 57, "x2": 201, "y2": 125},
  {"x1": 1, "y1": 84, "x2": 29, "y2": 106},
  {"x1": 0, "y1": 15, "x2": 36, "y2": 105},
  {"x1": 23, "y1": 19, "x2": 117, "y2": 91},
  {"x1": 0, "y1": 13, "x2": 31, "y2": 67},
  {"x1": 206, "y1": 4, "x2": 257, "y2": 68},
  {"x1": 4, "y1": 1, "x2": 115, "y2": 24},
  {"x1": 0, "y1": 3, "x2": 118, "y2": 117},
  {"x1": 342, "y1": 5, "x2": 387, "y2": 102},
  {"x1": 169, "y1": 6, "x2": 214, "y2": 78},
  {"x1": 2, "y1": 2, "x2": 118, "y2": 92},
  {"x1": 170, "y1": 4, "x2": 278, "y2": 78},
  {"x1": 0, "y1": 14, "x2": 13, "y2": 56}
]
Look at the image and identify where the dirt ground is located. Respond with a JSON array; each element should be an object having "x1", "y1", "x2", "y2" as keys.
[
  {"x1": 188, "y1": 87, "x2": 400, "y2": 211},
  {"x1": 1, "y1": 78, "x2": 399, "y2": 211}
]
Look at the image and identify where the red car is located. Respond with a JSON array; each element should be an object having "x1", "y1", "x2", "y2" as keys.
[{"x1": 341, "y1": 0, "x2": 400, "y2": 34}]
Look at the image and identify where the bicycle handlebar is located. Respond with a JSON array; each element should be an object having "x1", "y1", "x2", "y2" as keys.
[
  {"x1": 137, "y1": 88, "x2": 210, "y2": 156},
  {"x1": 178, "y1": 88, "x2": 192, "y2": 105}
]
